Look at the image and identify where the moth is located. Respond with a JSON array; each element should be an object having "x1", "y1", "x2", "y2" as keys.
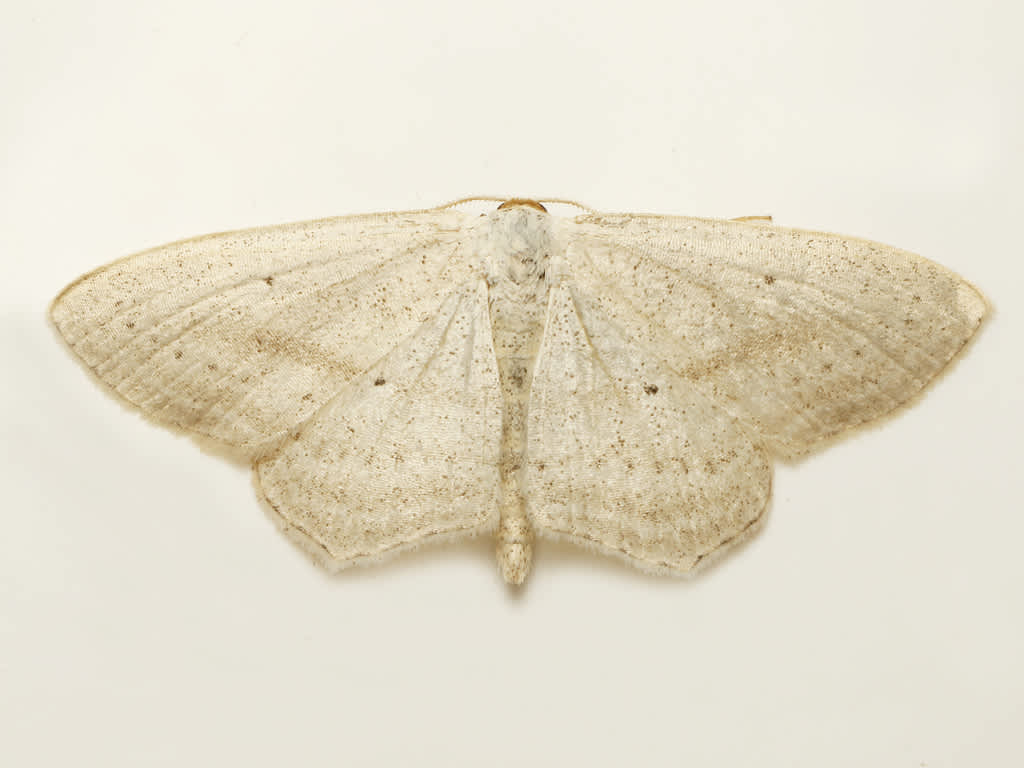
[{"x1": 51, "y1": 197, "x2": 988, "y2": 584}]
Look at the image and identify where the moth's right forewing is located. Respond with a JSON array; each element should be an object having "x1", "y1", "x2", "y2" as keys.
[
  {"x1": 50, "y1": 210, "x2": 478, "y2": 453},
  {"x1": 562, "y1": 214, "x2": 987, "y2": 458}
]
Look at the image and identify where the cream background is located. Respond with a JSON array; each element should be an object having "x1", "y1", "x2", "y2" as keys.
[{"x1": 2, "y1": 2, "x2": 1020, "y2": 765}]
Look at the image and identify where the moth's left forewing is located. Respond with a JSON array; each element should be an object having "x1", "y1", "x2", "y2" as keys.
[
  {"x1": 560, "y1": 213, "x2": 987, "y2": 459},
  {"x1": 50, "y1": 209, "x2": 479, "y2": 454}
]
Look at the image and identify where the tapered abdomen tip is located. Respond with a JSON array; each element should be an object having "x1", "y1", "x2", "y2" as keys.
[{"x1": 498, "y1": 540, "x2": 532, "y2": 585}]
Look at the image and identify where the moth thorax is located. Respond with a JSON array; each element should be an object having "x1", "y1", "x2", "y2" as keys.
[{"x1": 483, "y1": 205, "x2": 555, "y2": 353}]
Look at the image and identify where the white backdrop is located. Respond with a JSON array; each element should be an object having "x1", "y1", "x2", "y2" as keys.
[{"x1": 2, "y1": 2, "x2": 1021, "y2": 765}]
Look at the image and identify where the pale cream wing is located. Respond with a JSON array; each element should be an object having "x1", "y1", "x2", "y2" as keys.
[
  {"x1": 526, "y1": 283, "x2": 771, "y2": 572},
  {"x1": 562, "y1": 214, "x2": 988, "y2": 458},
  {"x1": 256, "y1": 282, "x2": 503, "y2": 567},
  {"x1": 50, "y1": 209, "x2": 477, "y2": 453}
]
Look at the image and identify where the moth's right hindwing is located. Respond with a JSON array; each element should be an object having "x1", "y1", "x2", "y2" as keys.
[{"x1": 525, "y1": 283, "x2": 771, "y2": 572}]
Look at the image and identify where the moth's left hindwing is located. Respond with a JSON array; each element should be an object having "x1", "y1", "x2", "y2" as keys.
[{"x1": 256, "y1": 282, "x2": 503, "y2": 568}]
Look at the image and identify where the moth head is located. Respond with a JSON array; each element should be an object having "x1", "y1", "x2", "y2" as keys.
[{"x1": 497, "y1": 198, "x2": 548, "y2": 213}]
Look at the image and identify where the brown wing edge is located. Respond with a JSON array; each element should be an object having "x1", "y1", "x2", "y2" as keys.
[
  {"x1": 251, "y1": 467, "x2": 501, "y2": 574},
  {"x1": 531, "y1": 469, "x2": 772, "y2": 579}
]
